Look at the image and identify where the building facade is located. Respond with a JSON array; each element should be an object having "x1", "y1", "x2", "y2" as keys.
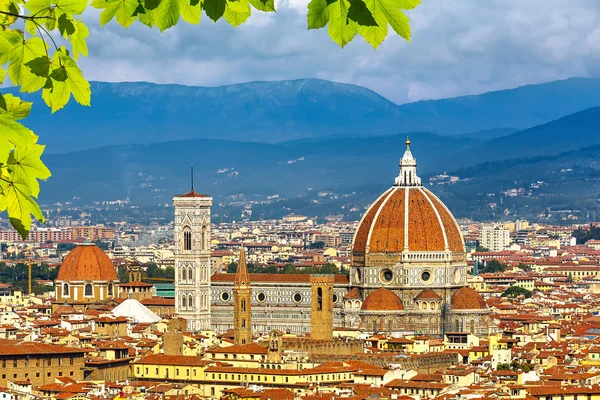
[
  {"x1": 202, "y1": 141, "x2": 493, "y2": 337},
  {"x1": 480, "y1": 224, "x2": 511, "y2": 252},
  {"x1": 173, "y1": 189, "x2": 213, "y2": 331}
]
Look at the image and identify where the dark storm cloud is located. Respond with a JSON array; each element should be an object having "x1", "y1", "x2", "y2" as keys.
[{"x1": 78, "y1": 0, "x2": 600, "y2": 103}]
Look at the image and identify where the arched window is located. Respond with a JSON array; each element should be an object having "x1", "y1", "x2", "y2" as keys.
[
  {"x1": 183, "y1": 228, "x2": 192, "y2": 251},
  {"x1": 470, "y1": 319, "x2": 475, "y2": 334},
  {"x1": 181, "y1": 295, "x2": 187, "y2": 310},
  {"x1": 63, "y1": 283, "x2": 69, "y2": 297},
  {"x1": 454, "y1": 319, "x2": 461, "y2": 332},
  {"x1": 241, "y1": 299, "x2": 246, "y2": 312},
  {"x1": 188, "y1": 268, "x2": 193, "y2": 281},
  {"x1": 201, "y1": 226, "x2": 207, "y2": 250},
  {"x1": 188, "y1": 295, "x2": 194, "y2": 309},
  {"x1": 84, "y1": 283, "x2": 93, "y2": 297},
  {"x1": 108, "y1": 283, "x2": 113, "y2": 296}
]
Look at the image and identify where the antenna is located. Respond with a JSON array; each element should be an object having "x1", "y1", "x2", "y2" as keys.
[{"x1": 191, "y1": 165, "x2": 194, "y2": 192}]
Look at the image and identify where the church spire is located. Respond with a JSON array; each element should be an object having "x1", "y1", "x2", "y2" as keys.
[
  {"x1": 234, "y1": 246, "x2": 250, "y2": 288},
  {"x1": 394, "y1": 138, "x2": 421, "y2": 187}
]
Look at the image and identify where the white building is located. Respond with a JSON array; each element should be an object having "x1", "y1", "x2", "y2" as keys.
[{"x1": 479, "y1": 224, "x2": 510, "y2": 252}]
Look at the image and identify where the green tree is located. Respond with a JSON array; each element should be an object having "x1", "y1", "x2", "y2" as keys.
[
  {"x1": 502, "y1": 286, "x2": 532, "y2": 299},
  {"x1": 309, "y1": 241, "x2": 326, "y2": 249},
  {"x1": 481, "y1": 259, "x2": 508, "y2": 274},
  {"x1": 0, "y1": 0, "x2": 421, "y2": 239}
]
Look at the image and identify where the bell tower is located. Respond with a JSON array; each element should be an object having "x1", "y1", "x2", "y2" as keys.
[
  {"x1": 310, "y1": 275, "x2": 334, "y2": 340},
  {"x1": 233, "y1": 247, "x2": 252, "y2": 345},
  {"x1": 173, "y1": 171, "x2": 212, "y2": 332}
]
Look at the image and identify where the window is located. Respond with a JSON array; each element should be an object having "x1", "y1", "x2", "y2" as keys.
[
  {"x1": 84, "y1": 283, "x2": 93, "y2": 297},
  {"x1": 293, "y1": 293, "x2": 302, "y2": 303},
  {"x1": 241, "y1": 299, "x2": 246, "y2": 312},
  {"x1": 63, "y1": 283, "x2": 69, "y2": 297},
  {"x1": 188, "y1": 295, "x2": 193, "y2": 309},
  {"x1": 108, "y1": 283, "x2": 113, "y2": 296},
  {"x1": 183, "y1": 228, "x2": 192, "y2": 251},
  {"x1": 188, "y1": 268, "x2": 193, "y2": 281},
  {"x1": 317, "y1": 288, "x2": 323, "y2": 310}
]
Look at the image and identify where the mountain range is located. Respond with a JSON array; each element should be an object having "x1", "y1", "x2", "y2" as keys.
[
  {"x1": 10, "y1": 77, "x2": 600, "y2": 153},
  {"x1": 18, "y1": 76, "x2": 600, "y2": 221}
]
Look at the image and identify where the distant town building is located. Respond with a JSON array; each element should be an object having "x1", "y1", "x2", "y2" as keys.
[{"x1": 480, "y1": 224, "x2": 511, "y2": 252}]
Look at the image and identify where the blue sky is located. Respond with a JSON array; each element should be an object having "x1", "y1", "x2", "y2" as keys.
[{"x1": 80, "y1": 0, "x2": 600, "y2": 103}]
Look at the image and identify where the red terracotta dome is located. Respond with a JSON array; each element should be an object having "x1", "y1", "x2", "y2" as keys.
[
  {"x1": 352, "y1": 141, "x2": 464, "y2": 258},
  {"x1": 361, "y1": 288, "x2": 404, "y2": 311},
  {"x1": 57, "y1": 244, "x2": 118, "y2": 282},
  {"x1": 353, "y1": 186, "x2": 464, "y2": 255},
  {"x1": 451, "y1": 286, "x2": 487, "y2": 310}
]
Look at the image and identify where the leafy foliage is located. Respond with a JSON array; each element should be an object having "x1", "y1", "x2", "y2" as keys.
[
  {"x1": 480, "y1": 259, "x2": 508, "y2": 274},
  {"x1": 0, "y1": 0, "x2": 419, "y2": 240},
  {"x1": 502, "y1": 286, "x2": 532, "y2": 299}
]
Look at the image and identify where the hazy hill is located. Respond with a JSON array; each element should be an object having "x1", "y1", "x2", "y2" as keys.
[
  {"x1": 11, "y1": 77, "x2": 600, "y2": 153},
  {"x1": 458, "y1": 107, "x2": 600, "y2": 166},
  {"x1": 41, "y1": 132, "x2": 475, "y2": 204},
  {"x1": 398, "y1": 77, "x2": 600, "y2": 134}
]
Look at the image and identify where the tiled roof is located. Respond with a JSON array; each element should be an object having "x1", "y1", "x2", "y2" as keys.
[
  {"x1": 56, "y1": 244, "x2": 118, "y2": 282},
  {"x1": 361, "y1": 288, "x2": 403, "y2": 311},
  {"x1": 451, "y1": 286, "x2": 488, "y2": 310},
  {"x1": 135, "y1": 354, "x2": 210, "y2": 367},
  {"x1": 0, "y1": 340, "x2": 86, "y2": 356},
  {"x1": 210, "y1": 342, "x2": 268, "y2": 355},
  {"x1": 212, "y1": 273, "x2": 349, "y2": 284},
  {"x1": 353, "y1": 187, "x2": 464, "y2": 255}
]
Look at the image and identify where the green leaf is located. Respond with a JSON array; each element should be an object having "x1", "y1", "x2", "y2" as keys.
[
  {"x1": 25, "y1": 56, "x2": 51, "y2": 77},
  {"x1": 307, "y1": 0, "x2": 329, "y2": 29},
  {"x1": 155, "y1": 0, "x2": 180, "y2": 30},
  {"x1": 178, "y1": 0, "x2": 201, "y2": 24},
  {"x1": 398, "y1": 0, "x2": 419, "y2": 9},
  {"x1": 137, "y1": 7, "x2": 157, "y2": 26},
  {"x1": 0, "y1": 94, "x2": 32, "y2": 120},
  {"x1": 24, "y1": 0, "x2": 51, "y2": 14},
  {"x1": 7, "y1": 142, "x2": 51, "y2": 197},
  {"x1": 0, "y1": 33, "x2": 47, "y2": 89},
  {"x1": 42, "y1": 50, "x2": 90, "y2": 112},
  {"x1": 0, "y1": 115, "x2": 37, "y2": 149},
  {"x1": 327, "y1": 0, "x2": 357, "y2": 47},
  {"x1": 58, "y1": 13, "x2": 76, "y2": 36},
  {"x1": 347, "y1": 0, "x2": 376, "y2": 26},
  {"x1": 248, "y1": 0, "x2": 273, "y2": 11},
  {"x1": 224, "y1": 0, "x2": 250, "y2": 26},
  {"x1": 0, "y1": 68, "x2": 6, "y2": 84},
  {"x1": 356, "y1": 0, "x2": 387, "y2": 48},
  {"x1": 145, "y1": 0, "x2": 160, "y2": 9},
  {"x1": 378, "y1": 0, "x2": 410, "y2": 41},
  {"x1": 0, "y1": 174, "x2": 45, "y2": 240},
  {"x1": 203, "y1": 0, "x2": 226, "y2": 21},
  {"x1": 54, "y1": 0, "x2": 88, "y2": 14},
  {"x1": 0, "y1": 94, "x2": 6, "y2": 111},
  {"x1": 91, "y1": 0, "x2": 139, "y2": 27},
  {"x1": 70, "y1": 20, "x2": 89, "y2": 60}
]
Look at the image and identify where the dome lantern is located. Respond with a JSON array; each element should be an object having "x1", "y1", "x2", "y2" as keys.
[{"x1": 394, "y1": 137, "x2": 421, "y2": 187}]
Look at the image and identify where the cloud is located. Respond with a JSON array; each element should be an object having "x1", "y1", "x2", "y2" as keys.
[{"x1": 79, "y1": 0, "x2": 600, "y2": 103}]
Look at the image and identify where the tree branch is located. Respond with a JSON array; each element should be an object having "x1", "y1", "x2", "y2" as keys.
[{"x1": 0, "y1": 10, "x2": 55, "y2": 20}]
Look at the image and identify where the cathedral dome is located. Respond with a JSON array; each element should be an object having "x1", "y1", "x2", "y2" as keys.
[
  {"x1": 57, "y1": 243, "x2": 118, "y2": 282},
  {"x1": 451, "y1": 286, "x2": 487, "y2": 310},
  {"x1": 361, "y1": 288, "x2": 404, "y2": 311},
  {"x1": 352, "y1": 140, "x2": 464, "y2": 258}
]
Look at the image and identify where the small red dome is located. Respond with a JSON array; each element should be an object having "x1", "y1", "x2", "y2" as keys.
[
  {"x1": 451, "y1": 286, "x2": 487, "y2": 310},
  {"x1": 57, "y1": 244, "x2": 118, "y2": 282},
  {"x1": 361, "y1": 288, "x2": 404, "y2": 311}
]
